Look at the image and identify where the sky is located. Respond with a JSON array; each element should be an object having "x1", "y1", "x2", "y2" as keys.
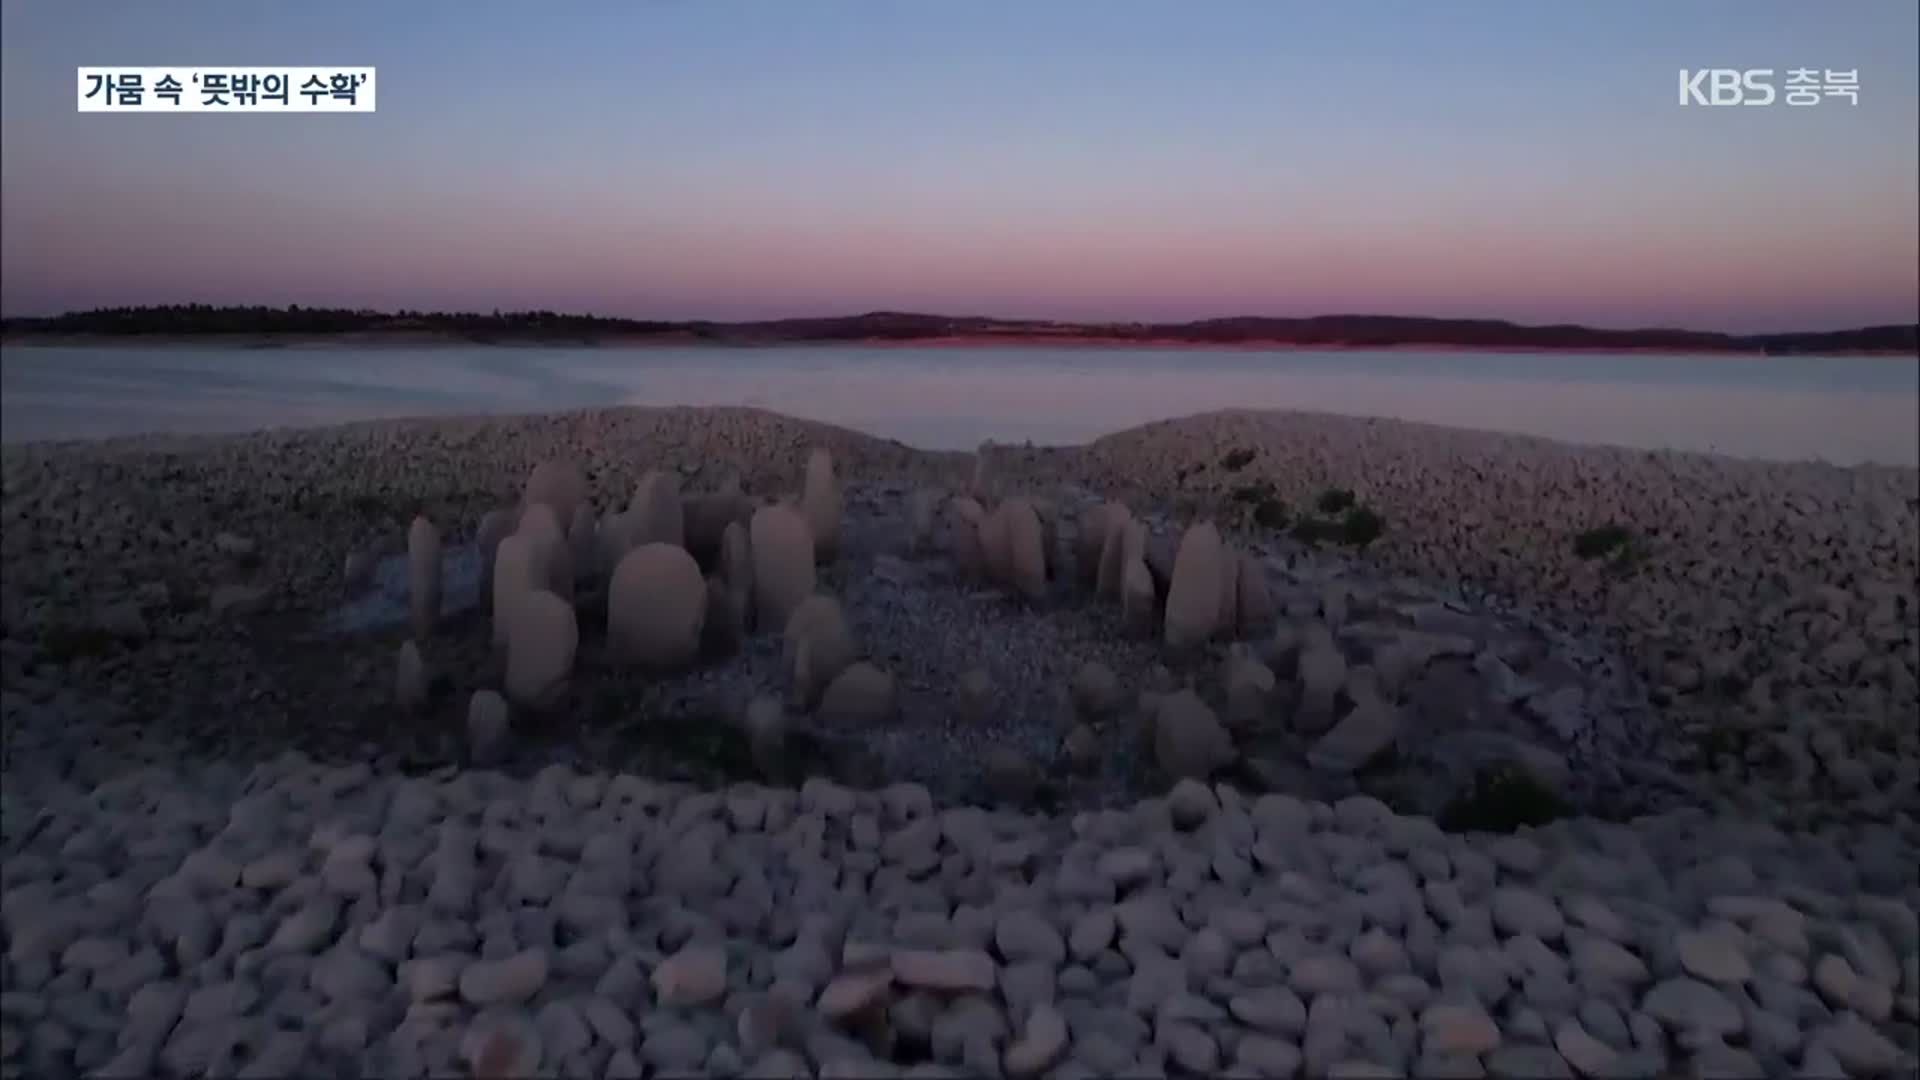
[{"x1": 2, "y1": 1, "x2": 1916, "y2": 332}]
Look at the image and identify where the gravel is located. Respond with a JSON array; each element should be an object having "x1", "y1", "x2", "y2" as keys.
[{"x1": 2, "y1": 403, "x2": 1916, "y2": 1077}]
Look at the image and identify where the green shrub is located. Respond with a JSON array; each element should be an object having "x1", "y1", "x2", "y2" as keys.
[
  {"x1": 1341, "y1": 507, "x2": 1385, "y2": 547},
  {"x1": 1219, "y1": 448, "x2": 1257, "y2": 471},
  {"x1": 1253, "y1": 499, "x2": 1288, "y2": 529},
  {"x1": 1316, "y1": 488, "x2": 1356, "y2": 514},
  {"x1": 1291, "y1": 516, "x2": 1342, "y2": 544},
  {"x1": 1574, "y1": 524, "x2": 1632, "y2": 560},
  {"x1": 1437, "y1": 763, "x2": 1570, "y2": 833}
]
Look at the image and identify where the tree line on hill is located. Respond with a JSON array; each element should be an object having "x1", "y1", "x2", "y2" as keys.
[{"x1": 2, "y1": 304, "x2": 1913, "y2": 354}]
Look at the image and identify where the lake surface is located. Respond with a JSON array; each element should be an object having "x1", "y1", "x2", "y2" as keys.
[{"x1": 3, "y1": 344, "x2": 1916, "y2": 465}]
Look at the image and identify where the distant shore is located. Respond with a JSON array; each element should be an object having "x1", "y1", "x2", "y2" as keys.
[{"x1": 4, "y1": 330, "x2": 1915, "y2": 358}]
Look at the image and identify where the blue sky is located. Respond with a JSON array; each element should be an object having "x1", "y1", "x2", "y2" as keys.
[{"x1": 3, "y1": 1, "x2": 1916, "y2": 330}]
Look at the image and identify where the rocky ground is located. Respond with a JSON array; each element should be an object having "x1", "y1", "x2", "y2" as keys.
[{"x1": 1, "y1": 404, "x2": 1916, "y2": 1078}]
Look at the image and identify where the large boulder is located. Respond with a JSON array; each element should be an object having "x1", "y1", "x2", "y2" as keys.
[
  {"x1": 407, "y1": 515, "x2": 441, "y2": 640},
  {"x1": 524, "y1": 460, "x2": 588, "y2": 524},
  {"x1": 629, "y1": 470, "x2": 685, "y2": 550},
  {"x1": 800, "y1": 448, "x2": 842, "y2": 564},
  {"x1": 1002, "y1": 498, "x2": 1048, "y2": 601},
  {"x1": 475, "y1": 508, "x2": 516, "y2": 614},
  {"x1": 1154, "y1": 690, "x2": 1234, "y2": 781},
  {"x1": 1164, "y1": 523, "x2": 1224, "y2": 652},
  {"x1": 504, "y1": 589, "x2": 576, "y2": 711},
  {"x1": 784, "y1": 595, "x2": 858, "y2": 708},
  {"x1": 607, "y1": 544, "x2": 707, "y2": 671},
  {"x1": 818, "y1": 663, "x2": 897, "y2": 726},
  {"x1": 946, "y1": 498, "x2": 986, "y2": 578},
  {"x1": 749, "y1": 504, "x2": 815, "y2": 631}
]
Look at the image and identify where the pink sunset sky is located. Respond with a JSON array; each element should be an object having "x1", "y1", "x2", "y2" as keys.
[{"x1": 3, "y1": 2, "x2": 1916, "y2": 332}]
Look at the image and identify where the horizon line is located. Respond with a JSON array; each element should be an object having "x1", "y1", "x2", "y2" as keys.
[{"x1": 5, "y1": 302, "x2": 1917, "y2": 340}]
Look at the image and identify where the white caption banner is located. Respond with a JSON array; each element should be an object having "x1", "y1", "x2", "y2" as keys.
[{"x1": 78, "y1": 67, "x2": 377, "y2": 113}]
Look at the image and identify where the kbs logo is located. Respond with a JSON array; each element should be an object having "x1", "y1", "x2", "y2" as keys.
[
  {"x1": 1679, "y1": 69, "x2": 1860, "y2": 107},
  {"x1": 1679, "y1": 69, "x2": 1775, "y2": 106}
]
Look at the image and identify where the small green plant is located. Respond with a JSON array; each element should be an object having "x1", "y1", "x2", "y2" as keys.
[
  {"x1": 1574, "y1": 524, "x2": 1632, "y2": 560},
  {"x1": 1341, "y1": 506, "x2": 1385, "y2": 547},
  {"x1": 1437, "y1": 763, "x2": 1570, "y2": 833},
  {"x1": 1317, "y1": 488, "x2": 1356, "y2": 514},
  {"x1": 1253, "y1": 499, "x2": 1288, "y2": 529},
  {"x1": 1219, "y1": 448, "x2": 1257, "y2": 472}
]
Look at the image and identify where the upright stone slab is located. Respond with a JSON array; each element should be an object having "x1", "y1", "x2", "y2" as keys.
[
  {"x1": 800, "y1": 448, "x2": 842, "y2": 564},
  {"x1": 630, "y1": 470, "x2": 686, "y2": 550},
  {"x1": 475, "y1": 508, "x2": 516, "y2": 615},
  {"x1": 407, "y1": 515, "x2": 442, "y2": 640},
  {"x1": 491, "y1": 534, "x2": 541, "y2": 651},
  {"x1": 979, "y1": 503, "x2": 1013, "y2": 586},
  {"x1": 524, "y1": 459, "x2": 588, "y2": 525},
  {"x1": 517, "y1": 502, "x2": 573, "y2": 601},
  {"x1": 1164, "y1": 522, "x2": 1224, "y2": 652},
  {"x1": 749, "y1": 504, "x2": 815, "y2": 631},
  {"x1": 505, "y1": 589, "x2": 576, "y2": 711},
  {"x1": 946, "y1": 498, "x2": 986, "y2": 579},
  {"x1": 607, "y1": 543, "x2": 707, "y2": 671},
  {"x1": 1095, "y1": 508, "x2": 1134, "y2": 601},
  {"x1": 784, "y1": 594, "x2": 857, "y2": 708},
  {"x1": 1003, "y1": 497, "x2": 1048, "y2": 601}
]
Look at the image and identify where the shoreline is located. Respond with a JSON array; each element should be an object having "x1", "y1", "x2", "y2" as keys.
[{"x1": 4, "y1": 330, "x2": 1915, "y2": 358}]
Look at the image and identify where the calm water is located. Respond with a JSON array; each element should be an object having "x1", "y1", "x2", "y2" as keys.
[{"x1": 2, "y1": 344, "x2": 1915, "y2": 465}]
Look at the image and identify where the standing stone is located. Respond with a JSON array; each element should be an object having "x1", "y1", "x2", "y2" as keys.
[
  {"x1": 525, "y1": 460, "x2": 588, "y2": 524},
  {"x1": 1076, "y1": 503, "x2": 1124, "y2": 585},
  {"x1": 407, "y1": 516, "x2": 441, "y2": 639},
  {"x1": 946, "y1": 498, "x2": 987, "y2": 578},
  {"x1": 517, "y1": 502, "x2": 573, "y2": 601},
  {"x1": 1095, "y1": 508, "x2": 1134, "y2": 600},
  {"x1": 719, "y1": 521, "x2": 755, "y2": 633},
  {"x1": 629, "y1": 470, "x2": 685, "y2": 550},
  {"x1": 1238, "y1": 553, "x2": 1275, "y2": 636},
  {"x1": 784, "y1": 595, "x2": 858, "y2": 708},
  {"x1": 468, "y1": 690, "x2": 510, "y2": 763},
  {"x1": 1122, "y1": 560, "x2": 1158, "y2": 635},
  {"x1": 971, "y1": 442, "x2": 994, "y2": 500},
  {"x1": 685, "y1": 490, "x2": 754, "y2": 564},
  {"x1": 506, "y1": 590, "x2": 576, "y2": 711},
  {"x1": 476, "y1": 508, "x2": 516, "y2": 615},
  {"x1": 566, "y1": 505, "x2": 596, "y2": 584},
  {"x1": 1164, "y1": 523, "x2": 1224, "y2": 652},
  {"x1": 1003, "y1": 498, "x2": 1048, "y2": 601},
  {"x1": 1215, "y1": 543, "x2": 1241, "y2": 641},
  {"x1": 607, "y1": 544, "x2": 707, "y2": 671},
  {"x1": 979, "y1": 504, "x2": 1013, "y2": 586},
  {"x1": 1155, "y1": 690, "x2": 1234, "y2": 781},
  {"x1": 907, "y1": 490, "x2": 940, "y2": 554},
  {"x1": 800, "y1": 448, "x2": 842, "y2": 564},
  {"x1": 396, "y1": 641, "x2": 427, "y2": 710},
  {"x1": 818, "y1": 663, "x2": 897, "y2": 726},
  {"x1": 492, "y1": 534, "x2": 541, "y2": 651},
  {"x1": 749, "y1": 505, "x2": 815, "y2": 631}
]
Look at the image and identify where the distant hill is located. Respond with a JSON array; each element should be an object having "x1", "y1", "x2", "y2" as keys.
[{"x1": 2, "y1": 304, "x2": 1914, "y2": 354}]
